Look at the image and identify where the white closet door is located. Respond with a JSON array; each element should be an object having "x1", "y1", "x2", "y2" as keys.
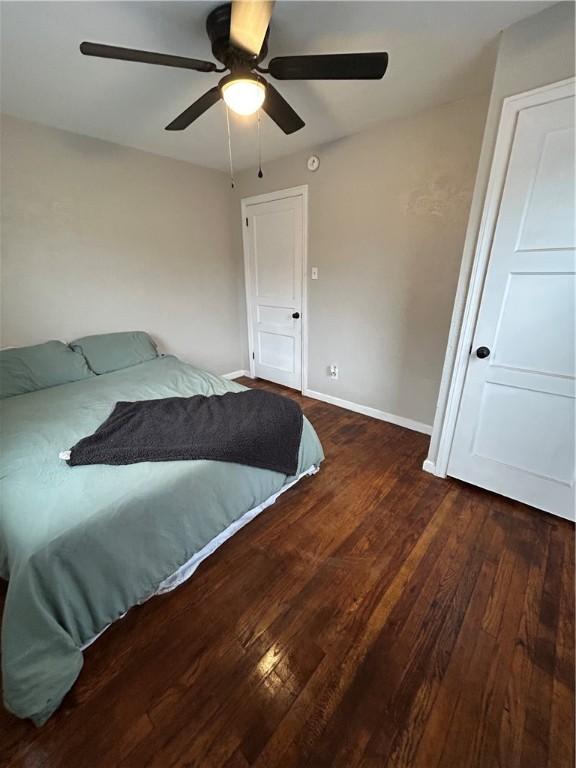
[{"x1": 448, "y1": 94, "x2": 575, "y2": 520}]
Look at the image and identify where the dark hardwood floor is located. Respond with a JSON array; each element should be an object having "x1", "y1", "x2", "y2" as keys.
[{"x1": 0, "y1": 378, "x2": 573, "y2": 767}]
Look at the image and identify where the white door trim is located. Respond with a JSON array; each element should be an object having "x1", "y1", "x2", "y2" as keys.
[
  {"x1": 430, "y1": 76, "x2": 576, "y2": 478},
  {"x1": 241, "y1": 185, "x2": 309, "y2": 393}
]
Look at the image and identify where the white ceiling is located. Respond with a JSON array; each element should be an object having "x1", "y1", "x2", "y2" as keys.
[{"x1": 1, "y1": 1, "x2": 551, "y2": 172}]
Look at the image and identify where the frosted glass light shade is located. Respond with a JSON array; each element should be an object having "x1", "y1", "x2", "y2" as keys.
[{"x1": 222, "y1": 78, "x2": 266, "y2": 116}]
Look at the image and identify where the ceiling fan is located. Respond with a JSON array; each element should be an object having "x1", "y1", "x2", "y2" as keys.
[{"x1": 80, "y1": 1, "x2": 389, "y2": 136}]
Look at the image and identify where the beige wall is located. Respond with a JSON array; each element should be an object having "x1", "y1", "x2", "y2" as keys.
[
  {"x1": 2, "y1": 6, "x2": 568, "y2": 430},
  {"x1": 427, "y1": 2, "x2": 575, "y2": 465},
  {"x1": 235, "y1": 93, "x2": 489, "y2": 427},
  {"x1": 0, "y1": 115, "x2": 245, "y2": 375}
]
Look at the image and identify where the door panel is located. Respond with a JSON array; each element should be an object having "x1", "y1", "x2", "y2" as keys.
[
  {"x1": 258, "y1": 330, "x2": 295, "y2": 370},
  {"x1": 472, "y1": 384, "x2": 573, "y2": 484},
  {"x1": 253, "y1": 209, "x2": 297, "y2": 300},
  {"x1": 516, "y1": 127, "x2": 574, "y2": 250},
  {"x1": 448, "y1": 93, "x2": 575, "y2": 520},
  {"x1": 244, "y1": 194, "x2": 304, "y2": 389},
  {"x1": 493, "y1": 272, "x2": 575, "y2": 375}
]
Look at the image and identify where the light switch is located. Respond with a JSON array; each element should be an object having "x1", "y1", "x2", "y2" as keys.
[{"x1": 311, "y1": 267, "x2": 319, "y2": 280}]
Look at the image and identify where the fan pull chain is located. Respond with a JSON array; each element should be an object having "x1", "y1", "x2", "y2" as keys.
[
  {"x1": 257, "y1": 109, "x2": 263, "y2": 179},
  {"x1": 225, "y1": 104, "x2": 235, "y2": 189}
]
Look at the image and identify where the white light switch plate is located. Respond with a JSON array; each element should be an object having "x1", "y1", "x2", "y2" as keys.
[{"x1": 311, "y1": 267, "x2": 319, "y2": 280}]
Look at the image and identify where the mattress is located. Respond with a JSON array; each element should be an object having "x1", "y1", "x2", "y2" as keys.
[{"x1": 0, "y1": 355, "x2": 324, "y2": 724}]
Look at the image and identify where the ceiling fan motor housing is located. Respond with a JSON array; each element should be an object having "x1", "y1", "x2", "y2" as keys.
[{"x1": 206, "y1": 3, "x2": 269, "y2": 71}]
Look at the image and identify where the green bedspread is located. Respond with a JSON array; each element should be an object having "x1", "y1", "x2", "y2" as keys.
[{"x1": 0, "y1": 356, "x2": 324, "y2": 724}]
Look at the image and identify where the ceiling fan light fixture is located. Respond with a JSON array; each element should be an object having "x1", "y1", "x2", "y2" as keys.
[
  {"x1": 81, "y1": 3, "x2": 389, "y2": 135},
  {"x1": 221, "y1": 75, "x2": 265, "y2": 116}
]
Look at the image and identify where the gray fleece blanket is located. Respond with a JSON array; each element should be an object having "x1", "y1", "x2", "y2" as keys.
[{"x1": 67, "y1": 389, "x2": 304, "y2": 475}]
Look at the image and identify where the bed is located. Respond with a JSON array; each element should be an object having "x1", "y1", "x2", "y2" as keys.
[{"x1": 0, "y1": 350, "x2": 324, "y2": 725}]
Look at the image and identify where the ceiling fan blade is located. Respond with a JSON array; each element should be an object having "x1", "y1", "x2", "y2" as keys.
[
  {"x1": 261, "y1": 80, "x2": 304, "y2": 135},
  {"x1": 230, "y1": 0, "x2": 274, "y2": 57},
  {"x1": 268, "y1": 52, "x2": 388, "y2": 80},
  {"x1": 165, "y1": 87, "x2": 222, "y2": 131},
  {"x1": 80, "y1": 42, "x2": 217, "y2": 73}
]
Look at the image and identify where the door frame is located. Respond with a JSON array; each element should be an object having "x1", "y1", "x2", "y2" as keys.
[
  {"x1": 430, "y1": 76, "x2": 575, "y2": 478},
  {"x1": 241, "y1": 185, "x2": 309, "y2": 392}
]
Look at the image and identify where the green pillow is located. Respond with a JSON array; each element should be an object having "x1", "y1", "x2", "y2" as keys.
[
  {"x1": 70, "y1": 331, "x2": 158, "y2": 375},
  {"x1": 0, "y1": 341, "x2": 94, "y2": 399}
]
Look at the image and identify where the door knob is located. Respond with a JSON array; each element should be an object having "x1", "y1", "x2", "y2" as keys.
[
  {"x1": 476, "y1": 346, "x2": 490, "y2": 359},
  {"x1": 292, "y1": 312, "x2": 300, "y2": 319}
]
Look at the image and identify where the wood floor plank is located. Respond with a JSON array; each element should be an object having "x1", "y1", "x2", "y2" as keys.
[
  {"x1": 433, "y1": 502, "x2": 542, "y2": 768},
  {"x1": 327, "y1": 491, "x2": 489, "y2": 768},
  {"x1": 497, "y1": 520, "x2": 550, "y2": 768},
  {"x1": 0, "y1": 378, "x2": 573, "y2": 768},
  {"x1": 547, "y1": 527, "x2": 575, "y2": 768},
  {"x1": 253, "y1": 488, "x2": 476, "y2": 768},
  {"x1": 411, "y1": 556, "x2": 498, "y2": 768},
  {"x1": 359, "y1": 499, "x2": 502, "y2": 768},
  {"x1": 520, "y1": 523, "x2": 566, "y2": 768}
]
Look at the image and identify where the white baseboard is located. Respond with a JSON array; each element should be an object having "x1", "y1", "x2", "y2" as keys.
[
  {"x1": 303, "y1": 388, "x2": 432, "y2": 435},
  {"x1": 222, "y1": 370, "x2": 251, "y2": 380},
  {"x1": 422, "y1": 458, "x2": 449, "y2": 477}
]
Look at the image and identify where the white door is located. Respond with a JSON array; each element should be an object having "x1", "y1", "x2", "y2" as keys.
[
  {"x1": 448, "y1": 93, "x2": 575, "y2": 520},
  {"x1": 243, "y1": 191, "x2": 305, "y2": 390}
]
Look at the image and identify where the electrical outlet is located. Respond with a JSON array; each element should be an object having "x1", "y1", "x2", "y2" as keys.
[{"x1": 328, "y1": 365, "x2": 338, "y2": 380}]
